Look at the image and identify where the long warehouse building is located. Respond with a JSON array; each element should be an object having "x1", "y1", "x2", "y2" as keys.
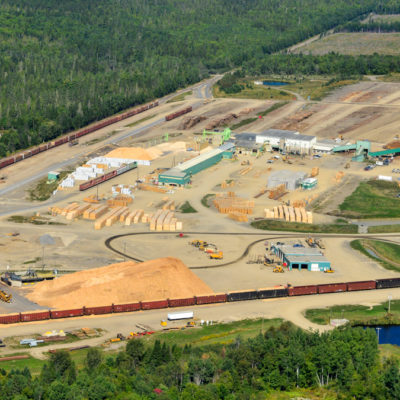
[{"x1": 158, "y1": 143, "x2": 235, "y2": 185}]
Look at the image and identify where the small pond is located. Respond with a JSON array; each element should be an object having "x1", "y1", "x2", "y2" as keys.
[
  {"x1": 263, "y1": 81, "x2": 290, "y2": 86},
  {"x1": 367, "y1": 325, "x2": 400, "y2": 345}
]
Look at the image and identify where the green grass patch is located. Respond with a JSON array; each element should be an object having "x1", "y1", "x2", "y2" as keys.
[
  {"x1": 230, "y1": 117, "x2": 258, "y2": 130},
  {"x1": 8, "y1": 215, "x2": 65, "y2": 226},
  {"x1": 201, "y1": 193, "x2": 215, "y2": 208},
  {"x1": 27, "y1": 171, "x2": 70, "y2": 201},
  {"x1": 213, "y1": 81, "x2": 293, "y2": 100},
  {"x1": 380, "y1": 344, "x2": 400, "y2": 361},
  {"x1": 350, "y1": 239, "x2": 400, "y2": 272},
  {"x1": 179, "y1": 201, "x2": 197, "y2": 213},
  {"x1": 338, "y1": 180, "x2": 400, "y2": 219},
  {"x1": 85, "y1": 129, "x2": 119, "y2": 145},
  {"x1": 259, "y1": 101, "x2": 289, "y2": 116},
  {"x1": 251, "y1": 219, "x2": 358, "y2": 233},
  {"x1": 23, "y1": 257, "x2": 41, "y2": 265},
  {"x1": 166, "y1": 91, "x2": 192, "y2": 103},
  {"x1": 305, "y1": 300, "x2": 400, "y2": 326},
  {"x1": 141, "y1": 318, "x2": 283, "y2": 347},
  {"x1": 125, "y1": 113, "x2": 157, "y2": 127},
  {"x1": 368, "y1": 224, "x2": 400, "y2": 233}
]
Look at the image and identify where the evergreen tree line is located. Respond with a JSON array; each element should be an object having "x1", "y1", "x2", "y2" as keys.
[
  {"x1": 335, "y1": 20, "x2": 400, "y2": 33},
  {"x1": 244, "y1": 53, "x2": 400, "y2": 77},
  {"x1": 2, "y1": 324, "x2": 400, "y2": 399},
  {"x1": 0, "y1": 0, "x2": 399, "y2": 156}
]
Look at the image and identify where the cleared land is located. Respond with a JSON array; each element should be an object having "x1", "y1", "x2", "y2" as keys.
[
  {"x1": 305, "y1": 300, "x2": 400, "y2": 326},
  {"x1": 294, "y1": 32, "x2": 400, "y2": 55},
  {"x1": 338, "y1": 180, "x2": 400, "y2": 219}
]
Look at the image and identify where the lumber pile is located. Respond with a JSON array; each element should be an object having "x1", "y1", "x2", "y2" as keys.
[
  {"x1": 107, "y1": 195, "x2": 133, "y2": 208},
  {"x1": 205, "y1": 113, "x2": 237, "y2": 130},
  {"x1": 221, "y1": 180, "x2": 235, "y2": 188},
  {"x1": 239, "y1": 166, "x2": 253, "y2": 176},
  {"x1": 264, "y1": 206, "x2": 312, "y2": 224},
  {"x1": 268, "y1": 184, "x2": 286, "y2": 200},
  {"x1": 149, "y1": 209, "x2": 183, "y2": 231},
  {"x1": 334, "y1": 171, "x2": 345, "y2": 184},
  {"x1": 179, "y1": 115, "x2": 207, "y2": 130},
  {"x1": 214, "y1": 192, "x2": 254, "y2": 215},
  {"x1": 138, "y1": 183, "x2": 167, "y2": 193},
  {"x1": 311, "y1": 167, "x2": 319, "y2": 177},
  {"x1": 95, "y1": 207, "x2": 129, "y2": 230},
  {"x1": 228, "y1": 212, "x2": 248, "y2": 222},
  {"x1": 83, "y1": 194, "x2": 99, "y2": 204}
]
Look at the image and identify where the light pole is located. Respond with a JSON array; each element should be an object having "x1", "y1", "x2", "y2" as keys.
[{"x1": 388, "y1": 295, "x2": 393, "y2": 314}]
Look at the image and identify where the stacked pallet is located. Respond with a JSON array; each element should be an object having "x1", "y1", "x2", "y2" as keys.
[
  {"x1": 162, "y1": 200, "x2": 175, "y2": 210},
  {"x1": 214, "y1": 193, "x2": 254, "y2": 215},
  {"x1": 148, "y1": 209, "x2": 182, "y2": 231},
  {"x1": 83, "y1": 194, "x2": 99, "y2": 204},
  {"x1": 66, "y1": 203, "x2": 91, "y2": 220},
  {"x1": 83, "y1": 205, "x2": 109, "y2": 220},
  {"x1": 263, "y1": 206, "x2": 312, "y2": 224}
]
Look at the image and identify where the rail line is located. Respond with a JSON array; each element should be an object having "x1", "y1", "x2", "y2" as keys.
[{"x1": 104, "y1": 231, "x2": 400, "y2": 269}]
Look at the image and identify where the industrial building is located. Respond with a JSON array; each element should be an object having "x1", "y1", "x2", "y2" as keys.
[
  {"x1": 255, "y1": 129, "x2": 316, "y2": 154},
  {"x1": 158, "y1": 143, "x2": 235, "y2": 185},
  {"x1": 272, "y1": 244, "x2": 331, "y2": 271},
  {"x1": 267, "y1": 170, "x2": 307, "y2": 190}
]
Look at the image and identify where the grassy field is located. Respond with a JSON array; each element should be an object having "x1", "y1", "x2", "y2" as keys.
[
  {"x1": 369, "y1": 224, "x2": 400, "y2": 233},
  {"x1": 166, "y1": 91, "x2": 192, "y2": 103},
  {"x1": 251, "y1": 219, "x2": 358, "y2": 234},
  {"x1": 350, "y1": 239, "x2": 400, "y2": 273},
  {"x1": 339, "y1": 180, "x2": 400, "y2": 219},
  {"x1": 293, "y1": 32, "x2": 400, "y2": 55},
  {"x1": 27, "y1": 171, "x2": 70, "y2": 201},
  {"x1": 179, "y1": 201, "x2": 197, "y2": 213},
  {"x1": 125, "y1": 113, "x2": 157, "y2": 127},
  {"x1": 8, "y1": 214, "x2": 65, "y2": 226},
  {"x1": 213, "y1": 81, "x2": 294, "y2": 101},
  {"x1": 305, "y1": 300, "x2": 400, "y2": 326}
]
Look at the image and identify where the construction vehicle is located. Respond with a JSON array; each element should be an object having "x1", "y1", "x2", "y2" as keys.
[
  {"x1": 190, "y1": 240, "x2": 207, "y2": 248},
  {"x1": 0, "y1": 290, "x2": 12, "y2": 303},
  {"x1": 324, "y1": 268, "x2": 334, "y2": 273},
  {"x1": 315, "y1": 238, "x2": 325, "y2": 249},
  {"x1": 210, "y1": 251, "x2": 223, "y2": 260},
  {"x1": 306, "y1": 237, "x2": 316, "y2": 247},
  {"x1": 344, "y1": 162, "x2": 350, "y2": 169},
  {"x1": 273, "y1": 266, "x2": 284, "y2": 273}
]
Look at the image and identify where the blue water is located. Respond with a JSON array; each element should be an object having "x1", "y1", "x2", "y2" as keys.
[
  {"x1": 371, "y1": 326, "x2": 400, "y2": 345},
  {"x1": 263, "y1": 81, "x2": 289, "y2": 86}
]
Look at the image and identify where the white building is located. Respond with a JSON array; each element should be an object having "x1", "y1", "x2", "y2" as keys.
[{"x1": 255, "y1": 129, "x2": 316, "y2": 154}]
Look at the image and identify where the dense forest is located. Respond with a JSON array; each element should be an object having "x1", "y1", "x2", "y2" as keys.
[
  {"x1": 1, "y1": 324, "x2": 400, "y2": 399},
  {"x1": 1, "y1": 0, "x2": 400, "y2": 156}
]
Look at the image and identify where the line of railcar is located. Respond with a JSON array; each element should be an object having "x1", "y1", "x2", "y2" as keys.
[
  {"x1": 165, "y1": 106, "x2": 192, "y2": 121},
  {"x1": 0, "y1": 101, "x2": 159, "y2": 171},
  {"x1": 1, "y1": 278, "x2": 399, "y2": 324},
  {"x1": 78, "y1": 161, "x2": 137, "y2": 191}
]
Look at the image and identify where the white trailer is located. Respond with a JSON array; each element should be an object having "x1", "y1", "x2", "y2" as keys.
[{"x1": 167, "y1": 311, "x2": 194, "y2": 321}]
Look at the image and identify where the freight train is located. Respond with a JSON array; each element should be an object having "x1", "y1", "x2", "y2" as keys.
[
  {"x1": 1, "y1": 278, "x2": 399, "y2": 325},
  {"x1": 0, "y1": 101, "x2": 159, "y2": 171},
  {"x1": 79, "y1": 162, "x2": 137, "y2": 191},
  {"x1": 165, "y1": 106, "x2": 192, "y2": 121}
]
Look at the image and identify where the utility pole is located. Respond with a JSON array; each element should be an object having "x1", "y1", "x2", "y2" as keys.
[
  {"x1": 376, "y1": 327, "x2": 382, "y2": 344},
  {"x1": 388, "y1": 295, "x2": 392, "y2": 314}
]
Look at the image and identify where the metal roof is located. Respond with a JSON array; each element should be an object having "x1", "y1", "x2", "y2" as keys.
[
  {"x1": 235, "y1": 133, "x2": 257, "y2": 141},
  {"x1": 219, "y1": 142, "x2": 235, "y2": 151},
  {"x1": 285, "y1": 254, "x2": 330, "y2": 264},
  {"x1": 259, "y1": 129, "x2": 315, "y2": 142},
  {"x1": 276, "y1": 245, "x2": 322, "y2": 256},
  {"x1": 369, "y1": 147, "x2": 400, "y2": 157},
  {"x1": 159, "y1": 168, "x2": 188, "y2": 178}
]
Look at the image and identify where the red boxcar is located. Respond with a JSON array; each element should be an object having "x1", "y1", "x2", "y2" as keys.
[
  {"x1": 84, "y1": 305, "x2": 113, "y2": 315},
  {"x1": 196, "y1": 293, "x2": 227, "y2": 305},
  {"x1": 141, "y1": 299, "x2": 168, "y2": 310},
  {"x1": 51, "y1": 308, "x2": 84, "y2": 319},
  {"x1": 347, "y1": 281, "x2": 376, "y2": 291},
  {"x1": 288, "y1": 285, "x2": 318, "y2": 296},
  {"x1": 113, "y1": 302, "x2": 141, "y2": 313},
  {"x1": 15, "y1": 154, "x2": 23, "y2": 162},
  {"x1": 165, "y1": 106, "x2": 192, "y2": 121},
  {"x1": 39, "y1": 144, "x2": 48, "y2": 152},
  {"x1": 318, "y1": 283, "x2": 347, "y2": 294},
  {"x1": 168, "y1": 297, "x2": 196, "y2": 307},
  {"x1": 31, "y1": 147, "x2": 40, "y2": 155},
  {"x1": 20, "y1": 311, "x2": 51, "y2": 322},
  {"x1": 0, "y1": 314, "x2": 20, "y2": 324}
]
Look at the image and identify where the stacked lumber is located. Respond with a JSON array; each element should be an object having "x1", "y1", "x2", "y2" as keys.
[
  {"x1": 333, "y1": 171, "x2": 345, "y2": 183},
  {"x1": 268, "y1": 184, "x2": 286, "y2": 200},
  {"x1": 228, "y1": 213, "x2": 248, "y2": 222},
  {"x1": 66, "y1": 203, "x2": 91, "y2": 220},
  {"x1": 138, "y1": 184, "x2": 167, "y2": 193},
  {"x1": 221, "y1": 180, "x2": 235, "y2": 188},
  {"x1": 107, "y1": 195, "x2": 133, "y2": 207},
  {"x1": 83, "y1": 194, "x2": 99, "y2": 204},
  {"x1": 239, "y1": 166, "x2": 253, "y2": 176},
  {"x1": 263, "y1": 206, "x2": 312, "y2": 224},
  {"x1": 214, "y1": 193, "x2": 254, "y2": 215},
  {"x1": 162, "y1": 200, "x2": 175, "y2": 210},
  {"x1": 95, "y1": 207, "x2": 128, "y2": 230},
  {"x1": 148, "y1": 209, "x2": 182, "y2": 231},
  {"x1": 311, "y1": 167, "x2": 319, "y2": 177}
]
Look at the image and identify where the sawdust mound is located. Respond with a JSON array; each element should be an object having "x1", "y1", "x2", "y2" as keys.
[
  {"x1": 27, "y1": 257, "x2": 213, "y2": 309},
  {"x1": 106, "y1": 147, "x2": 161, "y2": 160}
]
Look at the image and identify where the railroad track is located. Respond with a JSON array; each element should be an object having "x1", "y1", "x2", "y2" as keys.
[{"x1": 104, "y1": 231, "x2": 400, "y2": 269}]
